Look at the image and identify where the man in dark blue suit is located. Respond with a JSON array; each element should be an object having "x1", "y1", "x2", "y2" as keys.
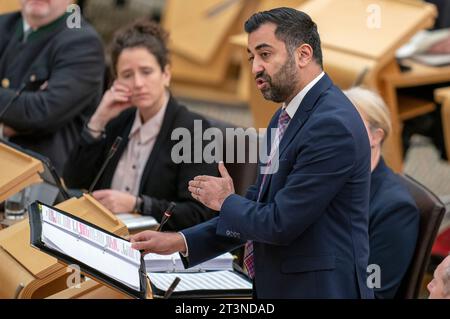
[{"x1": 131, "y1": 7, "x2": 373, "y2": 299}]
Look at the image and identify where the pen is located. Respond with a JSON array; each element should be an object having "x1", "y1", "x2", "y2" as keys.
[{"x1": 157, "y1": 202, "x2": 176, "y2": 232}]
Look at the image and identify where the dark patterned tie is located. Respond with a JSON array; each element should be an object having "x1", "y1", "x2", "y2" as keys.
[{"x1": 243, "y1": 109, "x2": 291, "y2": 279}]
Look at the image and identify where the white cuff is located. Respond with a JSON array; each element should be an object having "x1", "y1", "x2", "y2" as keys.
[
  {"x1": 178, "y1": 232, "x2": 189, "y2": 257},
  {"x1": 0, "y1": 123, "x2": 4, "y2": 139}
]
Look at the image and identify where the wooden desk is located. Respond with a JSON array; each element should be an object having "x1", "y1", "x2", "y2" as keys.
[
  {"x1": 0, "y1": 212, "x2": 26, "y2": 230},
  {"x1": 435, "y1": 86, "x2": 450, "y2": 160},
  {"x1": 0, "y1": 213, "x2": 5, "y2": 230},
  {"x1": 378, "y1": 59, "x2": 450, "y2": 170}
]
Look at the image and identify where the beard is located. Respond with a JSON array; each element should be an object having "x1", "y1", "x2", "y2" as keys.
[{"x1": 256, "y1": 54, "x2": 299, "y2": 103}]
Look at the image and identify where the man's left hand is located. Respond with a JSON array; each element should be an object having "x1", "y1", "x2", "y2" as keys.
[{"x1": 189, "y1": 162, "x2": 235, "y2": 211}]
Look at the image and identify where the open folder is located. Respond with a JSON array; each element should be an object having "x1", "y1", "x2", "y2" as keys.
[{"x1": 28, "y1": 201, "x2": 149, "y2": 299}]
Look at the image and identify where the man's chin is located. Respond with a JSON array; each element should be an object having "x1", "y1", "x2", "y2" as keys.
[
  {"x1": 25, "y1": 10, "x2": 50, "y2": 20},
  {"x1": 261, "y1": 89, "x2": 272, "y2": 100},
  {"x1": 261, "y1": 91, "x2": 284, "y2": 103}
]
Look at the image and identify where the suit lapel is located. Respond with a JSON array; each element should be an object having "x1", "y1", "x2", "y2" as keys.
[
  {"x1": 278, "y1": 74, "x2": 333, "y2": 157},
  {"x1": 138, "y1": 96, "x2": 178, "y2": 192},
  {"x1": 258, "y1": 74, "x2": 333, "y2": 201}
]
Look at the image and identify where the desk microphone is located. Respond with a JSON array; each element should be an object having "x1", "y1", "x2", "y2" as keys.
[
  {"x1": 137, "y1": 202, "x2": 176, "y2": 254},
  {"x1": 163, "y1": 277, "x2": 181, "y2": 299},
  {"x1": 156, "y1": 202, "x2": 176, "y2": 232},
  {"x1": 88, "y1": 136, "x2": 123, "y2": 193},
  {"x1": 0, "y1": 75, "x2": 36, "y2": 119}
]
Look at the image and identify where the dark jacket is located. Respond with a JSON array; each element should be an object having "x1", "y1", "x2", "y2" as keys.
[
  {"x1": 426, "y1": 0, "x2": 450, "y2": 29},
  {"x1": 182, "y1": 74, "x2": 374, "y2": 298},
  {"x1": 0, "y1": 12, "x2": 105, "y2": 174},
  {"x1": 64, "y1": 96, "x2": 217, "y2": 231},
  {"x1": 369, "y1": 158, "x2": 420, "y2": 299}
]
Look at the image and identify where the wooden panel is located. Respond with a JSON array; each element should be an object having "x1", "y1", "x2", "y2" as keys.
[
  {"x1": 0, "y1": 143, "x2": 44, "y2": 203},
  {"x1": 382, "y1": 59, "x2": 450, "y2": 87},
  {"x1": 434, "y1": 86, "x2": 450, "y2": 104},
  {"x1": 398, "y1": 95, "x2": 436, "y2": 120},
  {"x1": 0, "y1": 220, "x2": 59, "y2": 278},
  {"x1": 258, "y1": 0, "x2": 307, "y2": 11},
  {"x1": 299, "y1": 0, "x2": 436, "y2": 66},
  {"x1": 441, "y1": 97, "x2": 450, "y2": 161},
  {"x1": 0, "y1": 247, "x2": 35, "y2": 298},
  {"x1": 0, "y1": 0, "x2": 20, "y2": 14},
  {"x1": 164, "y1": 0, "x2": 245, "y2": 64},
  {"x1": 46, "y1": 279, "x2": 131, "y2": 299},
  {"x1": 56, "y1": 194, "x2": 127, "y2": 236}
]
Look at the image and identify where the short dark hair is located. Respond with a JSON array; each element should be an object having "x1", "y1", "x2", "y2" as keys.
[
  {"x1": 244, "y1": 7, "x2": 323, "y2": 68},
  {"x1": 110, "y1": 19, "x2": 170, "y2": 75}
]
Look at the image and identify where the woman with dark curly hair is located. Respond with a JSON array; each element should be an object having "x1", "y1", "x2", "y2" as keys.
[{"x1": 64, "y1": 20, "x2": 217, "y2": 231}]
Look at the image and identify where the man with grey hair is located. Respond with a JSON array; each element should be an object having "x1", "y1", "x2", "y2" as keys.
[{"x1": 428, "y1": 255, "x2": 450, "y2": 299}]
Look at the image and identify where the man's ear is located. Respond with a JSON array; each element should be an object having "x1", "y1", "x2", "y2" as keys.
[{"x1": 296, "y1": 44, "x2": 314, "y2": 68}]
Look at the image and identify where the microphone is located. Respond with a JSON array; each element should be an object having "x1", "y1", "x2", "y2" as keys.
[
  {"x1": 156, "y1": 202, "x2": 176, "y2": 232},
  {"x1": 88, "y1": 136, "x2": 123, "y2": 193},
  {"x1": 0, "y1": 75, "x2": 36, "y2": 119},
  {"x1": 163, "y1": 277, "x2": 181, "y2": 299}
]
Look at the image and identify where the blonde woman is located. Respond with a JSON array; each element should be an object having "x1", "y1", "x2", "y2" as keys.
[{"x1": 345, "y1": 87, "x2": 420, "y2": 299}]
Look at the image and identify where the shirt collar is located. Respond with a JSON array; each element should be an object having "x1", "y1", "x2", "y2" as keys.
[
  {"x1": 23, "y1": 19, "x2": 32, "y2": 33},
  {"x1": 283, "y1": 71, "x2": 325, "y2": 119},
  {"x1": 129, "y1": 93, "x2": 169, "y2": 143}
]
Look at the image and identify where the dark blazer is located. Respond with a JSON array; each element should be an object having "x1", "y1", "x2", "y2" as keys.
[
  {"x1": 369, "y1": 158, "x2": 419, "y2": 299},
  {"x1": 0, "y1": 12, "x2": 105, "y2": 174},
  {"x1": 64, "y1": 96, "x2": 217, "y2": 231},
  {"x1": 181, "y1": 74, "x2": 374, "y2": 298},
  {"x1": 426, "y1": 0, "x2": 450, "y2": 28}
]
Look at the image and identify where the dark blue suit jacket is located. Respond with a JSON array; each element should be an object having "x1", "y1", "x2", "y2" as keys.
[
  {"x1": 368, "y1": 158, "x2": 419, "y2": 299},
  {"x1": 181, "y1": 74, "x2": 373, "y2": 298}
]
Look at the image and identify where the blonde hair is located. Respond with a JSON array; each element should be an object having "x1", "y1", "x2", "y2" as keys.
[{"x1": 344, "y1": 87, "x2": 392, "y2": 142}]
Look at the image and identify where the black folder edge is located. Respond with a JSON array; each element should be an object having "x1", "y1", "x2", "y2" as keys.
[
  {"x1": 28, "y1": 201, "x2": 148, "y2": 299},
  {"x1": 0, "y1": 139, "x2": 70, "y2": 200},
  {"x1": 149, "y1": 267, "x2": 253, "y2": 299}
]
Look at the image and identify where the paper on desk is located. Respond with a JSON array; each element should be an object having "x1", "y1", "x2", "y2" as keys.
[
  {"x1": 117, "y1": 213, "x2": 158, "y2": 231},
  {"x1": 397, "y1": 29, "x2": 450, "y2": 59},
  {"x1": 40, "y1": 205, "x2": 141, "y2": 291},
  {"x1": 147, "y1": 270, "x2": 252, "y2": 293},
  {"x1": 412, "y1": 54, "x2": 450, "y2": 67},
  {"x1": 144, "y1": 252, "x2": 234, "y2": 272}
]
